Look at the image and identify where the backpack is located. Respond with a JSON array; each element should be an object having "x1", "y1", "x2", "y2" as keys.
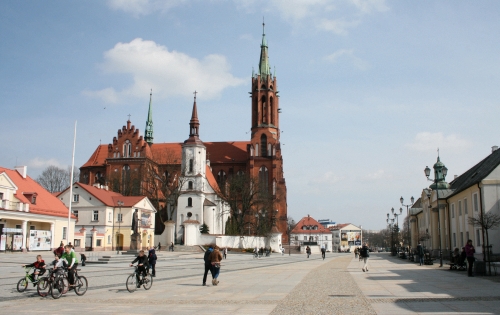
[{"x1": 360, "y1": 247, "x2": 368, "y2": 257}]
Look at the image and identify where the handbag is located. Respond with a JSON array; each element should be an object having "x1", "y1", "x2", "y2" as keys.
[{"x1": 213, "y1": 262, "x2": 220, "y2": 268}]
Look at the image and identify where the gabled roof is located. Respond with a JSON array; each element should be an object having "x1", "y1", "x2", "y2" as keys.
[
  {"x1": 448, "y1": 148, "x2": 500, "y2": 198},
  {"x1": 0, "y1": 166, "x2": 75, "y2": 219},
  {"x1": 329, "y1": 223, "x2": 350, "y2": 231},
  {"x1": 291, "y1": 215, "x2": 331, "y2": 234},
  {"x1": 206, "y1": 165, "x2": 221, "y2": 194},
  {"x1": 59, "y1": 182, "x2": 145, "y2": 207}
]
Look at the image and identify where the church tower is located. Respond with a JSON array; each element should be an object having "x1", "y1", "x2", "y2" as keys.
[
  {"x1": 249, "y1": 23, "x2": 287, "y2": 241},
  {"x1": 144, "y1": 90, "x2": 154, "y2": 146}
]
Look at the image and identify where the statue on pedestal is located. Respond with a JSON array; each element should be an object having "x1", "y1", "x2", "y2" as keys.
[{"x1": 130, "y1": 209, "x2": 141, "y2": 250}]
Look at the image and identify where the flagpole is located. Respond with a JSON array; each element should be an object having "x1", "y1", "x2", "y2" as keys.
[{"x1": 67, "y1": 121, "x2": 77, "y2": 245}]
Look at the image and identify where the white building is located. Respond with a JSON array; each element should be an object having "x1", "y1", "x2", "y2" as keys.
[
  {"x1": 290, "y1": 215, "x2": 332, "y2": 252},
  {"x1": 330, "y1": 223, "x2": 362, "y2": 252}
]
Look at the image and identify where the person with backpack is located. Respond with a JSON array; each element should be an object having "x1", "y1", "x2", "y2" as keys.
[
  {"x1": 202, "y1": 245, "x2": 214, "y2": 286},
  {"x1": 148, "y1": 247, "x2": 157, "y2": 277},
  {"x1": 360, "y1": 243, "x2": 370, "y2": 272}
]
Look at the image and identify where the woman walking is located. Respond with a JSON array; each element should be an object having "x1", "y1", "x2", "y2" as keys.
[
  {"x1": 465, "y1": 239, "x2": 475, "y2": 277},
  {"x1": 209, "y1": 245, "x2": 223, "y2": 285}
]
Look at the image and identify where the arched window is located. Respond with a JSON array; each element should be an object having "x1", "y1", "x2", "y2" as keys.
[
  {"x1": 259, "y1": 166, "x2": 269, "y2": 193},
  {"x1": 261, "y1": 96, "x2": 267, "y2": 123},
  {"x1": 189, "y1": 159, "x2": 194, "y2": 173},
  {"x1": 270, "y1": 96, "x2": 274, "y2": 125},
  {"x1": 217, "y1": 170, "x2": 226, "y2": 186},
  {"x1": 260, "y1": 134, "x2": 267, "y2": 157},
  {"x1": 187, "y1": 197, "x2": 193, "y2": 207},
  {"x1": 123, "y1": 140, "x2": 131, "y2": 158},
  {"x1": 188, "y1": 181, "x2": 193, "y2": 190}
]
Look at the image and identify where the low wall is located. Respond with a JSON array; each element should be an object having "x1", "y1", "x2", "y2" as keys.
[{"x1": 198, "y1": 234, "x2": 268, "y2": 250}]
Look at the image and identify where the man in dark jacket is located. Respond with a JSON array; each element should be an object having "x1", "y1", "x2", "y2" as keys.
[
  {"x1": 202, "y1": 245, "x2": 213, "y2": 286},
  {"x1": 148, "y1": 247, "x2": 157, "y2": 277},
  {"x1": 416, "y1": 242, "x2": 424, "y2": 266},
  {"x1": 130, "y1": 250, "x2": 149, "y2": 287},
  {"x1": 360, "y1": 243, "x2": 370, "y2": 272}
]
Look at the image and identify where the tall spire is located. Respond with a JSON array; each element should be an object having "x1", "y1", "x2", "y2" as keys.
[
  {"x1": 185, "y1": 91, "x2": 202, "y2": 144},
  {"x1": 258, "y1": 18, "x2": 271, "y2": 79},
  {"x1": 144, "y1": 89, "x2": 154, "y2": 145}
]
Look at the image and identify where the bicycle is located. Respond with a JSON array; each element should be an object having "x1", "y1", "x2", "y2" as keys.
[
  {"x1": 126, "y1": 265, "x2": 153, "y2": 293},
  {"x1": 50, "y1": 267, "x2": 88, "y2": 299},
  {"x1": 17, "y1": 267, "x2": 39, "y2": 292},
  {"x1": 37, "y1": 268, "x2": 69, "y2": 297}
]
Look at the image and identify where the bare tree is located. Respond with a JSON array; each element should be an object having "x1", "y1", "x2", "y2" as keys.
[
  {"x1": 469, "y1": 212, "x2": 500, "y2": 273},
  {"x1": 36, "y1": 165, "x2": 80, "y2": 193}
]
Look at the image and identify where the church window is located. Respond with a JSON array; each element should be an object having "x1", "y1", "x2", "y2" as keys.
[
  {"x1": 273, "y1": 179, "x2": 276, "y2": 196},
  {"x1": 122, "y1": 165, "x2": 130, "y2": 192},
  {"x1": 261, "y1": 134, "x2": 267, "y2": 157},
  {"x1": 217, "y1": 170, "x2": 226, "y2": 188},
  {"x1": 123, "y1": 140, "x2": 131, "y2": 158},
  {"x1": 261, "y1": 96, "x2": 267, "y2": 123},
  {"x1": 270, "y1": 96, "x2": 274, "y2": 125},
  {"x1": 259, "y1": 166, "x2": 269, "y2": 193},
  {"x1": 268, "y1": 143, "x2": 272, "y2": 157},
  {"x1": 189, "y1": 159, "x2": 194, "y2": 173},
  {"x1": 188, "y1": 181, "x2": 193, "y2": 190},
  {"x1": 188, "y1": 197, "x2": 193, "y2": 207}
]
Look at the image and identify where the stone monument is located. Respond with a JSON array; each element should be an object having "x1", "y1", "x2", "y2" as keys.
[{"x1": 130, "y1": 209, "x2": 142, "y2": 250}]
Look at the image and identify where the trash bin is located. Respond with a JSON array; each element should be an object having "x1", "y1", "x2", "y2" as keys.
[{"x1": 474, "y1": 261, "x2": 486, "y2": 276}]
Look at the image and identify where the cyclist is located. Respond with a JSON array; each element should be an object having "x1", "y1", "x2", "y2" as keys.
[
  {"x1": 130, "y1": 250, "x2": 149, "y2": 287},
  {"x1": 22, "y1": 255, "x2": 46, "y2": 283},
  {"x1": 61, "y1": 245, "x2": 79, "y2": 288}
]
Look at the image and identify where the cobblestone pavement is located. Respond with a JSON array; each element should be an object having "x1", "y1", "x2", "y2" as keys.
[{"x1": 1, "y1": 251, "x2": 500, "y2": 314}]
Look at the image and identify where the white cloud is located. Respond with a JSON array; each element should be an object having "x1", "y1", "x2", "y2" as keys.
[
  {"x1": 107, "y1": 0, "x2": 186, "y2": 17},
  {"x1": 365, "y1": 169, "x2": 386, "y2": 180},
  {"x1": 324, "y1": 48, "x2": 368, "y2": 69},
  {"x1": 308, "y1": 171, "x2": 344, "y2": 186},
  {"x1": 405, "y1": 132, "x2": 472, "y2": 152},
  {"x1": 28, "y1": 158, "x2": 65, "y2": 170},
  {"x1": 316, "y1": 18, "x2": 360, "y2": 35},
  {"x1": 83, "y1": 38, "x2": 245, "y2": 104}
]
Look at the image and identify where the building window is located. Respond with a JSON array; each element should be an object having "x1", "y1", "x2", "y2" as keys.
[
  {"x1": 460, "y1": 232, "x2": 463, "y2": 247},
  {"x1": 107, "y1": 235, "x2": 111, "y2": 244},
  {"x1": 73, "y1": 210, "x2": 78, "y2": 218},
  {"x1": 458, "y1": 201, "x2": 462, "y2": 216},
  {"x1": 273, "y1": 179, "x2": 276, "y2": 196},
  {"x1": 259, "y1": 166, "x2": 269, "y2": 193},
  {"x1": 93, "y1": 210, "x2": 99, "y2": 221},
  {"x1": 189, "y1": 159, "x2": 194, "y2": 173},
  {"x1": 451, "y1": 204, "x2": 455, "y2": 218},
  {"x1": 255, "y1": 144, "x2": 259, "y2": 157},
  {"x1": 217, "y1": 171, "x2": 226, "y2": 187},
  {"x1": 464, "y1": 198, "x2": 468, "y2": 214},
  {"x1": 31, "y1": 196, "x2": 37, "y2": 204},
  {"x1": 96, "y1": 239, "x2": 102, "y2": 247},
  {"x1": 123, "y1": 140, "x2": 131, "y2": 158},
  {"x1": 73, "y1": 194, "x2": 79, "y2": 202},
  {"x1": 108, "y1": 212, "x2": 112, "y2": 222},
  {"x1": 473, "y1": 193, "x2": 479, "y2": 212},
  {"x1": 188, "y1": 181, "x2": 193, "y2": 190},
  {"x1": 30, "y1": 225, "x2": 35, "y2": 230},
  {"x1": 476, "y1": 230, "x2": 481, "y2": 246},
  {"x1": 117, "y1": 213, "x2": 123, "y2": 222},
  {"x1": 74, "y1": 239, "x2": 80, "y2": 247},
  {"x1": 0, "y1": 192, "x2": 3, "y2": 200},
  {"x1": 260, "y1": 134, "x2": 267, "y2": 157},
  {"x1": 63, "y1": 227, "x2": 67, "y2": 240},
  {"x1": 187, "y1": 197, "x2": 193, "y2": 207}
]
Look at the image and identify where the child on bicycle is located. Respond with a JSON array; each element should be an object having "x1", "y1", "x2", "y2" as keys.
[
  {"x1": 130, "y1": 250, "x2": 149, "y2": 287},
  {"x1": 22, "y1": 255, "x2": 46, "y2": 283}
]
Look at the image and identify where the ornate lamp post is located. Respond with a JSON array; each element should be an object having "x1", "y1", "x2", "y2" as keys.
[
  {"x1": 424, "y1": 155, "x2": 449, "y2": 268},
  {"x1": 400, "y1": 196, "x2": 414, "y2": 248},
  {"x1": 388, "y1": 208, "x2": 402, "y2": 255},
  {"x1": 386, "y1": 215, "x2": 396, "y2": 256}
]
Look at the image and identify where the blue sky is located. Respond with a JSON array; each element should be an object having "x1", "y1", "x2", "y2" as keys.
[{"x1": 2, "y1": 1, "x2": 500, "y2": 230}]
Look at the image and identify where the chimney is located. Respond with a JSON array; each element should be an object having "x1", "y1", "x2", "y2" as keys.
[
  {"x1": 492, "y1": 146, "x2": 499, "y2": 153},
  {"x1": 15, "y1": 166, "x2": 27, "y2": 179}
]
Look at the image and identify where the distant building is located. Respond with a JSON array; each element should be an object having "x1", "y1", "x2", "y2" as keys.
[
  {"x1": 290, "y1": 215, "x2": 331, "y2": 251},
  {"x1": 330, "y1": 223, "x2": 362, "y2": 252},
  {"x1": 58, "y1": 182, "x2": 156, "y2": 251},
  {"x1": 318, "y1": 219, "x2": 336, "y2": 228},
  {"x1": 0, "y1": 166, "x2": 76, "y2": 251}
]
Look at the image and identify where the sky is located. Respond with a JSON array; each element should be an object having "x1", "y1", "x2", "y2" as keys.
[{"x1": 2, "y1": 1, "x2": 500, "y2": 231}]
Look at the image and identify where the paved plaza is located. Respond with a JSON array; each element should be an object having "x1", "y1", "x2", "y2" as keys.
[{"x1": 1, "y1": 251, "x2": 499, "y2": 314}]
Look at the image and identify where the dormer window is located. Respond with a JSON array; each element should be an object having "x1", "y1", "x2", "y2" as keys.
[{"x1": 31, "y1": 196, "x2": 36, "y2": 204}]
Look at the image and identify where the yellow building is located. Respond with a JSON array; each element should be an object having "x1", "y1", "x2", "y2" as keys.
[
  {"x1": 58, "y1": 182, "x2": 156, "y2": 251},
  {"x1": 0, "y1": 166, "x2": 76, "y2": 251}
]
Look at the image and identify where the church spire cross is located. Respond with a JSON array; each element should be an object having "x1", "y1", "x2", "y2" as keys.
[
  {"x1": 193, "y1": 90, "x2": 198, "y2": 101},
  {"x1": 262, "y1": 17, "x2": 265, "y2": 35},
  {"x1": 127, "y1": 114, "x2": 131, "y2": 121},
  {"x1": 145, "y1": 90, "x2": 154, "y2": 145}
]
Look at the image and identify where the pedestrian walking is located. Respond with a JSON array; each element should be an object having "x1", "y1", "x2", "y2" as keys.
[
  {"x1": 210, "y1": 245, "x2": 223, "y2": 286},
  {"x1": 202, "y1": 245, "x2": 214, "y2": 286},
  {"x1": 148, "y1": 247, "x2": 157, "y2": 277},
  {"x1": 321, "y1": 245, "x2": 326, "y2": 260},
  {"x1": 80, "y1": 253, "x2": 87, "y2": 266},
  {"x1": 416, "y1": 242, "x2": 424, "y2": 266},
  {"x1": 360, "y1": 243, "x2": 370, "y2": 272},
  {"x1": 465, "y1": 239, "x2": 476, "y2": 277},
  {"x1": 170, "y1": 242, "x2": 174, "y2": 252},
  {"x1": 306, "y1": 246, "x2": 311, "y2": 258},
  {"x1": 223, "y1": 247, "x2": 227, "y2": 259},
  {"x1": 157, "y1": 242, "x2": 161, "y2": 251},
  {"x1": 354, "y1": 247, "x2": 359, "y2": 259}
]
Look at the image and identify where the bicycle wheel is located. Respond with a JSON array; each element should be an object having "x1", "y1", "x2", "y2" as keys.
[
  {"x1": 62, "y1": 277, "x2": 69, "y2": 294},
  {"x1": 126, "y1": 274, "x2": 137, "y2": 293},
  {"x1": 17, "y1": 278, "x2": 28, "y2": 292},
  {"x1": 50, "y1": 278, "x2": 65, "y2": 299},
  {"x1": 142, "y1": 274, "x2": 153, "y2": 290},
  {"x1": 74, "y1": 276, "x2": 88, "y2": 296},
  {"x1": 37, "y1": 277, "x2": 50, "y2": 297}
]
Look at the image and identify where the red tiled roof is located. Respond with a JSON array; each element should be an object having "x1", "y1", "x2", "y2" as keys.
[
  {"x1": 329, "y1": 223, "x2": 352, "y2": 231},
  {"x1": 80, "y1": 141, "x2": 250, "y2": 169},
  {"x1": 59, "y1": 182, "x2": 145, "y2": 207},
  {"x1": 291, "y1": 215, "x2": 331, "y2": 234},
  {"x1": 206, "y1": 165, "x2": 221, "y2": 194},
  {"x1": 0, "y1": 167, "x2": 75, "y2": 219}
]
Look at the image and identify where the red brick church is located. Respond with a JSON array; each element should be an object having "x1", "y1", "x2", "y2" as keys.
[{"x1": 79, "y1": 27, "x2": 288, "y2": 242}]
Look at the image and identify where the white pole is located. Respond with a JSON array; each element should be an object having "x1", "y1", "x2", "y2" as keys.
[{"x1": 67, "y1": 121, "x2": 77, "y2": 244}]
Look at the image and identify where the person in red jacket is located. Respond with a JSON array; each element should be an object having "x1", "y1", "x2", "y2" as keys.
[
  {"x1": 22, "y1": 255, "x2": 46, "y2": 283},
  {"x1": 464, "y1": 239, "x2": 476, "y2": 277}
]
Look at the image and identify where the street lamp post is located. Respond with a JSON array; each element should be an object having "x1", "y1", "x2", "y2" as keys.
[
  {"x1": 400, "y1": 196, "x2": 414, "y2": 248},
  {"x1": 424, "y1": 157, "x2": 448, "y2": 268},
  {"x1": 388, "y1": 208, "x2": 402, "y2": 256}
]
